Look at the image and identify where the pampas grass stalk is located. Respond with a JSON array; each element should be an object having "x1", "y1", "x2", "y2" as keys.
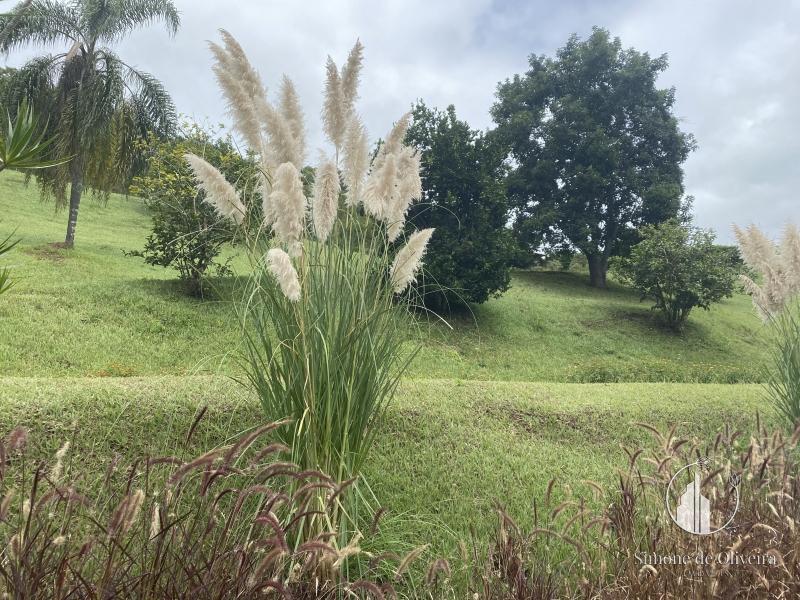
[
  {"x1": 390, "y1": 228, "x2": 434, "y2": 293},
  {"x1": 363, "y1": 153, "x2": 397, "y2": 221},
  {"x1": 340, "y1": 40, "x2": 364, "y2": 117},
  {"x1": 278, "y1": 75, "x2": 306, "y2": 166},
  {"x1": 322, "y1": 57, "x2": 347, "y2": 152},
  {"x1": 184, "y1": 153, "x2": 246, "y2": 224},
  {"x1": 269, "y1": 162, "x2": 307, "y2": 257},
  {"x1": 312, "y1": 158, "x2": 340, "y2": 242},
  {"x1": 342, "y1": 118, "x2": 369, "y2": 207},
  {"x1": 266, "y1": 248, "x2": 301, "y2": 302},
  {"x1": 735, "y1": 223, "x2": 800, "y2": 320}
]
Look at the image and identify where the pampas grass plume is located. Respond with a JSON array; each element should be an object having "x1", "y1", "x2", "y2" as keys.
[
  {"x1": 735, "y1": 223, "x2": 800, "y2": 320},
  {"x1": 343, "y1": 118, "x2": 369, "y2": 207},
  {"x1": 267, "y1": 248, "x2": 301, "y2": 302},
  {"x1": 390, "y1": 228, "x2": 435, "y2": 294},
  {"x1": 184, "y1": 153, "x2": 246, "y2": 224},
  {"x1": 340, "y1": 40, "x2": 364, "y2": 116},
  {"x1": 322, "y1": 57, "x2": 347, "y2": 150},
  {"x1": 279, "y1": 75, "x2": 306, "y2": 165},
  {"x1": 312, "y1": 158, "x2": 341, "y2": 242},
  {"x1": 269, "y1": 162, "x2": 307, "y2": 257},
  {"x1": 363, "y1": 153, "x2": 397, "y2": 221}
]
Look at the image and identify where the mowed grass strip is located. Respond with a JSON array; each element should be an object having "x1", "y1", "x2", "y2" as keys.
[{"x1": 0, "y1": 376, "x2": 775, "y2": 556}]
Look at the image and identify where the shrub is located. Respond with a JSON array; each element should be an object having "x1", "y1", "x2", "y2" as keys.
[
  {"x1": 128, "y1": 123, "x2": 256, "y2": 297},
  {"x1": 0, "y1": 420, "x2": 436, "y2": 598},
  {"x1": 734, "y1": 223, "x2": 800, "y2": 321},
  {"x1": 403, "y1": 102, "x2": 514, "y2": 311},
  {"x1": 187, "y1": 33, "x2": 434, "y2": 546},
  {"x1": 617, "y1": 219, "x2": 739, "y2": 330}
]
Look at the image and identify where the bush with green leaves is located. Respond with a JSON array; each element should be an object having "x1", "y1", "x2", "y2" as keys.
[
  {"x1": 129, "y1": 125, "x2": 256, "y2": 297},
  {"x1": 404, "y1": 102, "x2": 514, "y2": 311},
  {"x1": 617, "y1": 219, "x2": 739, "y2": 329}
]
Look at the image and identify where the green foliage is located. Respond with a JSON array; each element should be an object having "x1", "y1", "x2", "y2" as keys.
[
  {"x1": 617, "y1": 219, "x2": 739, "y2": 329},
  {"x1": 0, "y1": 99, "x2": 66, "y2": 171},
  {"x1": 0, "y1": 228, "x2": 18, "y2": 296},
  {"x1": 404, "y1": 102, "x2": 514, "y2": 310},
  {"x1": 128, "y1": 124, "x2": 254, "y2": 297},
  {"x1": 0, "y1": 98, "x2": 66, "y2": 297},
  {"x1": 0, "y1": 0, "x2": 179, "y2": 246},
  {"x1": 492, "y1": 28, "x2": 695, "y2": 287},
  {"x1": 766, "y1": 303, "x2": 800, "y2": 428}
]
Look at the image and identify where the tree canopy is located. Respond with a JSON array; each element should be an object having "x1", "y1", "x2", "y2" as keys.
[
  {"x1": 492, "y1": 27, "x2": 695, "y2": 287},
  {"x1": 404, "y1": 102, "x2": 515, "y2": 311}
]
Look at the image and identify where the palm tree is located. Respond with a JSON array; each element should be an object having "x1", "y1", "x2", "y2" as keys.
[{"x1": 0, "y1": 0, "x2": 179, "y2": 247}]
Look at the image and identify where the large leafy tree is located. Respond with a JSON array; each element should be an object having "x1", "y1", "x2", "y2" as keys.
[
  {"x1": 0, "y1": 0, "x2": 179, "y2": 247},
  {"x1": 404, "y1": 102, "x2": 515, "y2": 311},
  {"x1": 492, "y1": 28, "x2": 695, "y2": 287}
]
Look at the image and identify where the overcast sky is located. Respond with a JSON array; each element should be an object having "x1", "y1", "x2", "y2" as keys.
[{"x1": 4, "y1": 0, "x2": 798, "y2": 242}]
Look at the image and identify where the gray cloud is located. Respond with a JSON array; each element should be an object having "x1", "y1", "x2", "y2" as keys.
[{"x1": 4, "y1": 0, "x2": 797, "y2": 242}]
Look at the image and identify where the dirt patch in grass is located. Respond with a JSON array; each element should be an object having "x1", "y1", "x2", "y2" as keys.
[
  {"x1": 483, "y1": 402, "x2": 604, "y2": 441},
  {"x1": 25, "y1": 242, "x2": 70, "y2": 262}
]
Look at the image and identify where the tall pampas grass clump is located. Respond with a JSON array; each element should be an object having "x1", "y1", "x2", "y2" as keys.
[
  {"x1": 188, "y1": 31, "x2": 432, "y2": 557},
  {"x1": 735, "y1": 223, "x2": 800, "y2": 429}
]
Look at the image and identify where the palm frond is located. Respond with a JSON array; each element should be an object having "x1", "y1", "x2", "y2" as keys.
[
  {"x1": 98, "y1": 0, "x2": 178, "y2": 43},
  {"x1": 117, "y1": 58, "x2": 176, "y2": 136},
  {"x1": 0, "y1": 0, "x2": 81, "y2": 52},
  {"x1": 0, "y1": 54, "x2": 60, "y2": 110}
]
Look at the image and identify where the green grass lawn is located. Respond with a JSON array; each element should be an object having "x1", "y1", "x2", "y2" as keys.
[
  {"x1": 0, "y1": 376, "x2": 776, "y2": 559},
  {"x1": 0, "y1": 170, "x2": 771, "y2": 382},
  {"x1": 0, "y1": 169, "x2": 782, "y2": 567}
]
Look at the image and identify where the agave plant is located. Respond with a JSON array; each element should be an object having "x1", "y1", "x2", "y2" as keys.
[
  {"x1": 186, "y1": 32, "x2": 433, "y2": 550},
  {"x1": 0, "y1": 99, "x2": 64, "y2": 173}
]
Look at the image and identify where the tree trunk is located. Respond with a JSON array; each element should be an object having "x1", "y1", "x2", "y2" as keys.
[
  {"x1": 64, "y1": 161, "x2": 83, "y2": 248},
  {"x1": 587, "y1": 254, "x2": 608, "y2": 288}
]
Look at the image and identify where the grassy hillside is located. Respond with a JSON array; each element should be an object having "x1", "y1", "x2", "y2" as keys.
[
  {"x1": 0, "y1": 376, "x2": 776, "y2": 557},
  {"x1": 0, "y1": 171, "x2": 782, "y2": 564},
  {"x1": 0, "y1": 171, "x2": 771, "y2": 381}
]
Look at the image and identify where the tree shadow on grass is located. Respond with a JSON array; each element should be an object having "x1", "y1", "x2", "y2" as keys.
[
  {"x1": 513, "y1": 269, "x2": 634, "y2": 300},
  {"x1": 133, "y1": 275, "x2": 248, "y2": 303},
  {"x1": 609, "y1": 306, "x2": 710, "y2": 339}
]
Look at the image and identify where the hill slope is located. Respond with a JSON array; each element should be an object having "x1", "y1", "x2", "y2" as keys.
[{"x1": 0, "y1": 170, "x2": 770, "y2": 381}]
